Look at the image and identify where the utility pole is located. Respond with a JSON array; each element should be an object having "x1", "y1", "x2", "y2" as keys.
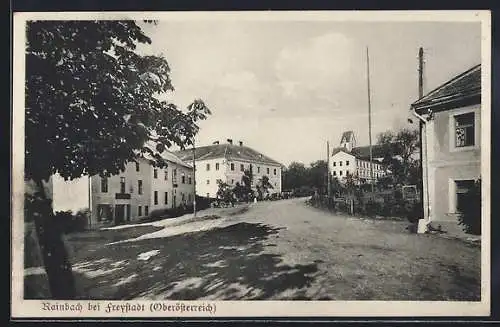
[
  {"x1": 192, "y1": 138, "x2": 197, "y2": 217},
  {"x1": 366, "y1": 46, "x2": 374, "y2": 194},
  {"x1": 327, "y1": 140, "x2": 331, "y2": 197}
]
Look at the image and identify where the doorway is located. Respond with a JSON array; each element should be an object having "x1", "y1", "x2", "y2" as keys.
[{"x1": 115, "y1": 204, "x2": 126, "y2": 225}]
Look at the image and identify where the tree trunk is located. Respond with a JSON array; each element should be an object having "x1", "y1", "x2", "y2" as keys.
[{"x1": 33, "y1": 178, "x2": 76, "y2": 299}]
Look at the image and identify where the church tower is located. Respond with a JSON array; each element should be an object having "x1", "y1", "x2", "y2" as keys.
[{"x1": 339, "y1": 131, "x2": 356, "y2": 152}]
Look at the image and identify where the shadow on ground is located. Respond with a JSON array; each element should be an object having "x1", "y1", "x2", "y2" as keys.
[{"x1": 26, "y1": 222, "x2": 319, "y2": 300}]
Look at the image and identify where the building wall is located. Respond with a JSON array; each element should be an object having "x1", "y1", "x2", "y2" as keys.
[
  {"x1": 52, "y1": 174, "x2": 89, "y2": 213},
  {"x1": 193, "y1": 158, "x2": 282, "y2": 198},
  {"x1": 171, "y1": 164, "x2": 195, "y2": 208},
  {"x1": 331, "y1": 151, "x2": 386, "y2": 182},
  {"x1": 226, "y1": 159, "x2": 282, "y2": 195},
  {"x1": 426, "y1": 104, "x2": 481, "y2": 222},
  {"x1": 90, "y1": 159, "x2": 152, "y2": 227},
  {"x1": 195, "y1": 158, "x2": 228, "y2": 198}
]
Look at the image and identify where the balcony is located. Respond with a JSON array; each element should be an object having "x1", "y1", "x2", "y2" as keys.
[{"x1": 115, "y1": 193, "x2": 131, "y2": 200}]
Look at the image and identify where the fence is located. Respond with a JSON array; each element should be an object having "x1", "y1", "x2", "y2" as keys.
[{"x1": 308, "y1": 190, "x2": 423, "y2": 223}]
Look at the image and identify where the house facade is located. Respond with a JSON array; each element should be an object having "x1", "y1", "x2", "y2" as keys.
[
  {"x1": 90, "y1": 151, "x2": 194, "y2": 227},
  {"x1": 331, "y1": 131, "x2": 389, "y2": 184},
  {"x1": 411, "y1": 64, "x2": 481, "y2": 234},
  {"x1": 174, "y1": 139, "x2": 283, "y2": 198}
]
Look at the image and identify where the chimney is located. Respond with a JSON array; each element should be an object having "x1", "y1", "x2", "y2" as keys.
[
  {"x1": 213, "y1": 141, "x2": 219, "y2": 145},
  {"x1": 227, "y1": 138, "x2": 233, "y2": 145},
  {"x1": 239, "y1": 141, "x2": 243, "y2": 146}
]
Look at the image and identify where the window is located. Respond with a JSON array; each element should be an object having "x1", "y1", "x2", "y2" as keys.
[
  {"x1": 164, "y1": 170, "x2": 168, "y2": 180},
  {"x1": 120, "y1": 177, "x2": 126, "y2": 193},
  {"x1": 339, "y1": 171, "x2": 343, "y2": 176},
  {"x1": 267, "y1": 167, "x2": 270, "y2": 174},
  {"x1": 346, "y1": 160, "x2": 349, "y2": 166},
  {"x1": 230, "y1": 163, "x2": 235, "y2": 171},
  {"x1": 257, "y1": 166, "x2": 260, "y2": 173},
  {"x1": 206, "y1": 179, "x2": 210, "y2": 185},
  {"x1": 346, "y1": 171, "x2": 350, "y2": 176},
  {"x1": 153, "y1": 169, "x2": 158, "y2": 179},
  {"x1": 154, "y1": 191, "x2": 158, "y2": 205},
  {"x1": 206, "y1": 163, "x2": 210, "y2": 171},
  {"x1": 135, "y1": 162, "x2": 140, "y2": 172},
  {"x1": 188, "y1": 194, "x2": 192, "y2": 202},
  {"x1": 145, "y1": 206, "x2": 149, "y2": 216},
  {"x1": 339, "y1": 161, "x2": 343, "y2": 166},
  {"x1": 215, "y1": 163, "x2": 219, "y2": 171},
  {"x1": 333, "y1": 171, "x2": 336, "y2": 176},
  {"x1": 240, "y1": 164, "x2": 244, "y2": 172},
  {"x1": 181, "y1": 175, "x2": 186, "y2": 184},
  {"x1": 138, "y1": 206, "x2": 142, "y2": 216},
  {"x1": 273, "y1": 168, "x2": 277, "y2": 175},
  {"x1": 231, "y1": 179, "x2": 234, "y2": 184},
  {"x1": 188, "y1": 176, "x2": 192, "y2": 184},
  {"x1": 164, "y1": 192, "x2": 168, "y2": 204},
  {"x1": 181, "y1": 193, "x2": 185, "y2": 201},
  {"x1": 455, "y1": 180, "x2": 475, "y2": 212},
  {"x1": 101, "y1": 177, "x2": 108, "y2": 193},
  {"x1": 138, "y1": 180, "x2": 143, "y2": 195},
  {"x1": 455, "y1": 112, "x2": 475, "y2": 147},
  {"x1": 333, "y1": 162, "x2": 336, "y2": 167}
]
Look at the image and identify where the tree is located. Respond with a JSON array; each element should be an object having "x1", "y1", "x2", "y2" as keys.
[
  {"x1": 282, "y1": 162, "x2": 307, "y2": 190},
  {"x1": 241, "y1": 169, "x2": 253, "y2": 202},
  {"x1": 376, "y1": 128, "x2": 420, "y2": 185},
  {"x1": 25, "y1": 21, "x2": 210, "y2": 299},
  {"x1": 256, "y1": 175, "x2": 273, "y2": 200},
  {"x1": 308, "y1": 160, "x2": 328, "y2": 194},
  {"x1": 216, "y1": 180, "x2": 234, "y2": 205}
]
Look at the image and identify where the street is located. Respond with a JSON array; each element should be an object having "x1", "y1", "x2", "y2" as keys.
[{"x1": 25, "y1": 198, "x2": 480, "y2": 301}]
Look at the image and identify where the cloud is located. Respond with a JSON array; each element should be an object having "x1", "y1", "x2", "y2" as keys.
[{"x1": 274, "y1": 32, "x2": 366, "y2": 113}]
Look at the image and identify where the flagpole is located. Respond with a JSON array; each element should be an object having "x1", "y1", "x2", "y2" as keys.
[{"x1": 366, "y1": 46, "x2": 374, "y2": 194}]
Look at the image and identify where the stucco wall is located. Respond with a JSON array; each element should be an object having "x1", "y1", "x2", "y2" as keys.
[
  {"x1": 90, "y1": 159, "x2": 151, "y2": 226},
  {"x1": 426, "y1": 104, "x2": 481, "y2": 222},
  {"x1": 195, "y1": 158, "x2": 228, "y2": 198}
]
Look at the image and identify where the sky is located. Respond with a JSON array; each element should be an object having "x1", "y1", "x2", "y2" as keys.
[{"x1": 135, "y1": 19, "x2": 481, "y2": 167}]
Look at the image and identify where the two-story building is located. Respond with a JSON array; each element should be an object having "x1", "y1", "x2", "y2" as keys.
[
  {"x1": 174, "y1": 139, "x2": 283, "y2": 198},
  {"x1": 330, "y1": 131, "x2": 389, "y2": 184},
  {"x1": 88, "y1": 150, "x2": 194, "y2": 227},
  {"x1": 410, "y1": 64, "x2": 481, "y2": 235}
]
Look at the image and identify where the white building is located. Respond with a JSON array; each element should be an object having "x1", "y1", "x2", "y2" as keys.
[
  {"x1": 89, "y1": 151, "x2": 194, "y2": 227},
  {"x1": 48, "y1": 150, "x2": 194, "y2": 228},
  {"x1": 410, "y1": 64, "x2": 481, "y2": 235},
  {"x1": 331, "y1": 131, "x2": 389, "y2": 184},
  {"x1": 174, "y1": 139, "x2": 283, "y2": 198}
]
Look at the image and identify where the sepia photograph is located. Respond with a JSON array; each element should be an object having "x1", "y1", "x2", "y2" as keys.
[{"x1": 11, "y1": 10, "x2": 490, "y2": 317}]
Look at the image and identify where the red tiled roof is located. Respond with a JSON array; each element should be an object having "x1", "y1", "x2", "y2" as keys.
[
  {"x1": 411, "y1": 64, "x2": 481, "y2": 113},
  {"x1": 173, "y1": 143, "x2": 282, "y2": 167}
]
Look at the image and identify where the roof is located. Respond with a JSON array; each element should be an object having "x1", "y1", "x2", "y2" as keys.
[
  {"x1": 340, "y1": 131, "x2": 355, "y2": 144},
  {"x1": 173, "y1": 143, "x2": 282, "y2": 167},
  {"x1": 411, "y1": 64, "x2": 481, "y2": 113},
  {"x1": 142, "y1": 142, "x2": 193, "y2": 169},
  {"x1": 332, "y1": 144, "x2": 392, "y2": 161}
]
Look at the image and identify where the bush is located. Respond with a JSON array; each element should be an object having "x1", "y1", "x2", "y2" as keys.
[
  {"x1": 457, "y1": 180, "x2": 481, "y2": 235},
  {"x1": 364, "y1": 200, "x2": 381, "y2": 217},
  {"x1": 53, "y1": 209, "x2": 88, "y2": 233},
  {"x1": 402, "y1": 201, "x2": 423, "y2": 224}
]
